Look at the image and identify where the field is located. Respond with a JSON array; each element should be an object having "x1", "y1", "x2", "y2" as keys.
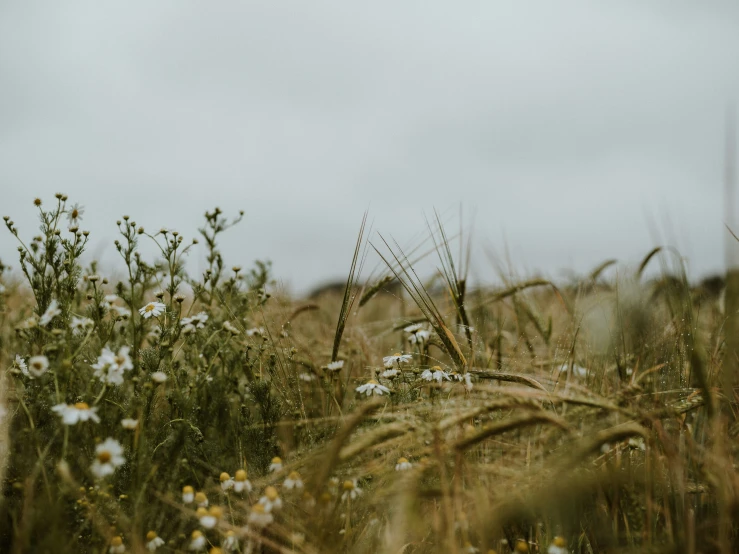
[{"x1": 0, "y1": 195, "x2": 737, "y2": 554}]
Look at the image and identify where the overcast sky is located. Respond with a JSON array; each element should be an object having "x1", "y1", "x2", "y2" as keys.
[{"x1": 1, "y1": 2, "x2": 738, "y2": 293}]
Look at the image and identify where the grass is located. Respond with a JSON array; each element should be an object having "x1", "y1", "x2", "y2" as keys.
[{"x1": 0, "y1": 194, "x2": 737, "y2": 553}]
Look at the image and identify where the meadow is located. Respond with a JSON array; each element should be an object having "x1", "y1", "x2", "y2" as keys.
[{"x1": 0, "y1": 194, "x2": 736, "y2": 553}]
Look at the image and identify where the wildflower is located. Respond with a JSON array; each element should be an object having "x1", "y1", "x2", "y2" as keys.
[
  {"x1": 421, "y1": 366, "x2": 450, "y2": 383},
  {"x1": 189, "y1": 530, "x2": 207, "y2": 551},
  {"x1": 326, "y1": 360, "x2": 344, "y2": 372},
  {"x1": 548, "y1": 537, "x2": 568, "y2": 554},
  {"x1": 220, "y1": 472, "x2": 234, "y2": 491},
  {"x1": 195, "y1": 491, "x2": 208, "y2": 507},
  {"x1": 109, "y1": 536, "x2": 125, "y2": 554},
  {"x1": 395, "y1": 457, "x2": 412, "y2": 471},
  {"x1": 222, "y1": 531, "x2": 239, "y2": 551},
  {"x1": 104, "y1": 294, "x2": 118, "y2": 304},
  {"x1": 67, "y1": 202, "x2": 84, "y2": 224},
  {"x1": 383, "y1": 353, "x2": 413, "y2": 368},
  {"x1": 39, "y1": 299, "x2": 61, "y2": 326},
  {"x1": 341, "y1": 479, "x2": 361, "y2": 501},
  {"x1": 299, "y1": 372, "x2": 316, "y2": 382},
  {"x1": 302, "y1": 491, "x2": 316, "y2": 510},
  {"x1": 259, "y1": 486, "x2": 282, "y2": 512},
  {"x1": 515, "y1": 540, "x2": 529, "y2": 553},
  {"x1": 247, "y1": 502, "x2": 273, "y2": 528},
  {"x1": 283, "y1": 471, "x2": 304, "y2": 490},
  {"x1": 268, "y1": 457, "x2": 283, "y2": 472},
  {"x1": 245, "y1": 327, "x2": 265, "y2": 337},
  {"x1": 14, "y1": 354, "x2": 28, "y2": 375},
  {"x1": 356, "y1": 379, "x2": 390, "y2": 396},
  {"x1": 381, "y1": 368, "x2": 400, "y2": 378},
  {"x1": 70, "y1": 316, "x2": 94, "y2": 335},
  {"x1": 139, "y1": 301, "x2": 166, "y2": 319},
  {"x1": 181, "y1": 323, "x2": 196, "y2": 335},
  {"x1": 92, "y1": 346, "x2": 133, "y2": 385},
  {"x1": 182, "y1": 485, "x2": 195, "y2": 503},
  {"x1": 409, "y1": 329, "x2": 431, "y2": 345},
  {"x1": 198, "y1": 505, "x2": 222, "y2": 529},
  {"x1": 91, "y1": 438, "x2": 125, "y2": 478},
  {"x1": 145, "y1": 531, "x2": 165, "y2": 552},
  {"x1": 558, "y1": 363, "x2": 588, "y2": 378},
  {"x1": 112, "y1": 305, "x2": 131, "y2": 319},
  {"x1": 223, "y1": 321, "x2": 240, "y2": 335},
  {"x1": 181, "y1": 312, "x2": 208, "y2": 329},
  {"x1": 151, "y1": 371, "x2": 167, "y2": 383},
  {"x1": 463, "y1": 373, "x2": 473, "y2": 391},
  {"x1": 403, "y1": 323, "x2": 424, "y2": 333},
  {"x1": 463, "y1": 542, "x2": 480, "y2": 554},
  {"x1": 121, "y1": 418, "x2": 138, "y2": 430},
  {"x1": 52, "y1": 402, "x2": 100, "y2": 425},
  {"x1": 233, "y1": 469, "x2": 252, "y2": 493},
  {"x1": 27, "y1": 355, "x2": 50, "y2": 378}
]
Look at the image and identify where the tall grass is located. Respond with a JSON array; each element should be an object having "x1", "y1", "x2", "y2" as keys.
[{"x1": 0, "y1": 195, "x2": 736, "y2": 553}]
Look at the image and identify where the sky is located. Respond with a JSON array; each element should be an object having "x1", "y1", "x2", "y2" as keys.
[{"x1": 1, "y1": 1, "x2": 738, "y2": 294}]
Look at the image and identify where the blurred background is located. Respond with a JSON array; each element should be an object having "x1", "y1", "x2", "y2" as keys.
[{"x1": 1, "y1": 1, "x2": 738, "y2": 294}]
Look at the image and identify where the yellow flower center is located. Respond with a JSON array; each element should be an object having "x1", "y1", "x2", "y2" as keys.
[
  {"x1": 367, "y1": 379, "x2": 378, "y2": 385},
  {"x1": 397, "y1": 457, "x2": 408, "y2": 464},
  {"x1": 219, "y1": 472, "x2": 230, "y2": 482},
  {"x1": 209, "y1": 506, "x2": 223, "y2": 518},
  {"x1": 194, "y1": 492, "x2": 207, "y2": 503},
  {"x1": 115, "y1": 355, "x2": 126, "y2": 365},
  {"x1": 235, "y1": 469, "x2": 247, "y2": 481},
  {"x1": 288, "y1": 471, "x2": 300, "y2": 480},
  {"x1": 191, "y1": 530, "x2": 203, "y2": 539},
  {"x1": 252, "y1": 503, "x2": 265, "y2": 514},
  {"x1": 74, "y1": 402, "x2": 89, "y2": 410},
  {"x1": 553, "y1": 537, "x2": 566, "y2": 547},
  {"x1": 145, "y1": 304, "x2": 156, "y2": 312},
  {"x1": 111, "y1": 537, "x2": 122, "y2": 546},
  {"x1": 146, "y1": 531, "x2": 157, "y2": 541},
  {"x1": 182, "y1": 485, "x2": 194, "y2": 494},
  {"x1": 265, "y1": 486, "x2": 279, "y2": 500},
  {"x1": 97, "y1": 451, "x2": 112, "y2": 463},
  {"x1": 271, "y1": 457, "x2": 281, "y2": 464},
  {"x1": 71, "y1": 209, "x2": 79, "y2": 219},
  {"x1": 196, "y1": 507, "x2": 208, "y2": 517},
  {"x1": 342, "y1": 480, "x2": 354, "y2": 491}
]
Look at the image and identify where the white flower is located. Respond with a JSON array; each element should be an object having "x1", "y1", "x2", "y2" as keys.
[
  {"x1": 104, "y1": 294, "x2": 118, "y2": 304},
  {"x1": 247, "y1": 503, "x2": 273, "y2": 528},
  {"x1": 356, "y1": 379, "x2": 390, "y2": 396},
  {"x1": 245, "y1": 326, "x2": 265, "y2": 337},
  {"x1": 151, "y1": 371, "x2": 167, "y2": 383},
  {"x1": 340, "y1": 479, "x2": 361, "y2": 501},
  {"x1": 92, "y1": 346, "x2": 133, "y2": 385},
  {"x1": 91, "y1": 438, "x2": 125, "y2": 478},
  {"x1": 181, "y1": 312, "x2": 208, "y2": 329},
  {"x1": 326, "y1": 360, "x2": 344, "y2": 372},
  {"x1": 27, "y1": 355, "x2": 50, "y2": 378},
  {"x1": 189, "y1": 530, "x2": 206, "y2": 551},
  {"x1": 182, "y1": 485, "x2": 195, "y2": 504},
  {"x1": 268, "y1": 457, "x2": 283, "y2": 472},
  {"x1": 181, "y1": 323, "x2": 196, "y2": 335},
  {"x1": 52, "y1": 402, "x2": 100, "y2": 425},
  {"x1": 558, "y1": 363, "x2": 588, "y2": 378},
  {"x1": 383, "y1": 353, "x2": 412, "y2": 368},
  {"x1": 121, "y1": 418, "x2": 139, "y2": 430},
  {"x1": 139, "y1": 301, "x2": 166, "y2": 319},
  {"x1": 14, "y1": 355, "x2": 27, "y2": 376},
  {"x1": 39, "y1": 299, "x2": 61, "y2": 326},
  {"x1": 299, "y1": 372, "x2": 316, "y2": 382},
  {"x1": 197, "y1": 506, "x2": 222, "y2": 529},
  {"x1": 70, "y1": 316, "x2": 94, "y2": 335},
  {"x1": 145, "y1": 531, "x2": 165, "y2": 552},
  {"x1": 220, "y1": 472, "x2": 234, "y2": 491},
  {"x1": 233, "y1": 469, "x2": 252, "y2": 493},
  {"x1": 381, "y1": 368, "x2": 400, "y2": 378},
  {"x1": 222, "y1": 530, "x2": 239, "y2": 551},
  {"x1": 0, "y1": 283, "x2": 5, "y2": 294},
  {"x1": 258, "y1": 486, "x2": 282, "y2": 512},
  {"x1": 463, "y1": 373, "x2": 473, "y2": 391},
  {"x1": 67, "y1": 202, "x2": 84, "y2": 224},
  {"x1": 409, "y1": 329, "x2": 431, "y2": 345},
  {"x1": 403, "y1": 323, "x2": 424, "y2": 333},
  {"x1": 548, "y1": 537, "x2": 569, "y2": 554},
  {"x1": 421, "y1": 367, "x2": 450, "y2": 383},
  {"x1": 283, "y1": 471, "x2": 304, "y2": 490},
  {"x1": 112, "y1": 305, "x2": 131, "y2": 319},
  {"x1": 395, "y1": 457, "x2": 412, "y2": 471},
  {"x1": 194, "y1": 491, "x2": 208, "y2": 507},
  {"x1": 109, "y1": 536, "x2": 125, "y2": 554}
]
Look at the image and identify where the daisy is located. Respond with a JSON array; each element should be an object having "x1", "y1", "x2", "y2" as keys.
[
  {"x1": 548, "y1": 537, "x2": 568, "y2": 554},
  {"x1": 52, "y1": 402, "x2": 100, "y2": 425},
  {"x1": 395, "y1": 457, "x2": 412, "y2": 471},
  {"x1": 67, "y1": 202, "x2": 84, "y2": 224},
  {"x1": 104, "y1": 294, "x2": 118, "y2": 304},
  {"x1": 194, "y1": 491, "x2": 208, "y2": 508},
  {"x1": 283, "y1": 471, "x2": 304, "y2": 490},
  {"x1": 121, "y1": 418, "x2": 139, "y2": 430},
  {"x1": 92, "y1": 346, "x2": 133, "y2": 385},
  {"x1": 356, "y1": 379, "x2": 390, "y2": 396},
  {"x1": 463, "y1": 373, "x2": 473, "y2": 391},
  {"x1": 247, "y1": 502, "x2": 273, "y2": 528},
  {"x1": 70, "y1": 316, "x2": 93, "y2": 335},
  {"x1": 39, "y1": 299, "x2": 61, "y2": 326},
  {"x1": 326, "y1": 360, "x2": 344, "y2": 372},
  {"x1": 91, "y1": 438, "x2": 125, "y2": 478},
  {"x1": 197, "y1": 506, "x2": 222, "y2": 529},
  {"x1": 403, "y1": 323, "x2": 424, "y2": 333},
  {"x1": 381, "y1": 368, "x2": 400, "y2": 378},
  {"x1": 421, "y1": 366, "x2": 450, "y2": 383},
  {"x1": 268, "y1": 457, "x2": 283, "y2": 472},
  {"x1": 233, "y1": 469, "x2": 252, "y2": 493},
  {"x1": 341, "y1": 479, "x2": 361, "y2": 502},
  {"x1": 189, "y1": 530, "x2": 207, "y2": 551},
  {"x1": 111, "y1": 305, "x2": 131, "y2": 319},
  {"x1": 222, "y1": 530, "x2": 239, "y2": 551},
  {"x1": 220, "y1": 472, "x2": 234, "y2": 491},
  {"x1": 181, "y1": 312, "x2": 208, "y2": 329},
  {"x1": 245, "y1": 327, "x2": 265, "y2": 337},
  {"x1": 151, "y1": 371, "x2": 167, "y2": 383},
  {"x1": 383, "y1": 353, "x2": 412, "y2": 368},
  {"x1": 109, "y1": 536, "x2": 125, "y2": 554},
  {"x1": 409, "y1": 329, "x2": 431, "y2": 344},
  {"x1": 139, "y1": 301, "x2": 166, "y2": 319},
  {"x1": 299, "y1": 372, "x2": 316, "y2": 382},
  {"x1": 222, "y1": 321, "x2": 240, "y2": 335},
  {"x1": 258, "y1": 486, "x2": 282, "y2": 512},
  {"x1": 145, "y1": 531, "x2": 165, "y2": 552},
  {"x1": 14, "y1": 355, "x2": 28, "y2": 375},
  {"x1": 27, "y1": 355, "x2": 50, "y2": 378},
  {"x1": 182, "y1": 485, "x2": 195, "y2": 504}
]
